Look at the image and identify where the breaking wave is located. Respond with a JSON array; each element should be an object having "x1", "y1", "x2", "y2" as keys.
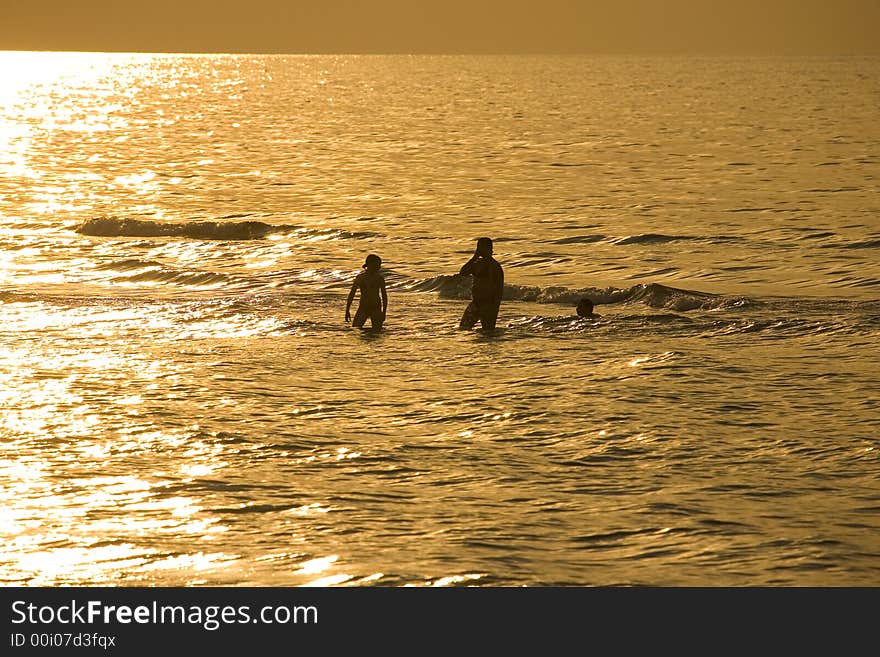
[
  {"x1": 75, "y1": 217, "x2": 378, "y2": 241},
  {"x1": 405, "y1": 275, "x2": 748, "y2": 311}
]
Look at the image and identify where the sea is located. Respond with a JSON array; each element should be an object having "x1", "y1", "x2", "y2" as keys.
[{"x1": 1, "y1": 53, "x2": 878, "y2": 586}]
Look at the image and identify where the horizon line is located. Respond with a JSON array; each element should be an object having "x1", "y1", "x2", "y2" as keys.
[{"x1": 3, "y1": 49, "x2": 880, "y2": 57}]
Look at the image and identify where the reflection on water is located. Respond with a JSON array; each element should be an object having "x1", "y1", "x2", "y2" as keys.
[
  {"x1": 1, "y1": 292, "x2": 876, "y2": 586},
  {"x1": 1, "y1": 53, "x2": 879, "y2": 585}
]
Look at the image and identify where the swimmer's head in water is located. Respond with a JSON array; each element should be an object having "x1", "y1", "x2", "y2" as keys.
[
  {"x1": 576, "y1": 298, "x2": 594, "y2": 317},
  {"x1": 476, "y1": 237, "x2": 493, "y2": 256},
  {"x1": 363, "y1": 254, "x2": 382, "y2": 271}
]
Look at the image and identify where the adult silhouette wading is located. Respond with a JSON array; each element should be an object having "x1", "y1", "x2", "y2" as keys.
[{"x1": 458, "y1": 237, "x2": 504, "y2": 331}]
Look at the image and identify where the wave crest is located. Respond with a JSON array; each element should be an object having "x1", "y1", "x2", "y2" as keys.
[
  {"x1": 410, "y1": 275, "x2": 747, "y2": 311},
  {"x1": 76, "y1": 217, "x2": 378, "y2": 241},
  {"x1": 78, "y1": 217, "x2": 279, "y2": 240},
  {"x1": 612, "y1": 233, "x2": 694, "y2": 245}
]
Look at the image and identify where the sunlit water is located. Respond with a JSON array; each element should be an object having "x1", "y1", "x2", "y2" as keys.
[{"x1": 1, "y1": 53, "x2": 879, "y2": 586}]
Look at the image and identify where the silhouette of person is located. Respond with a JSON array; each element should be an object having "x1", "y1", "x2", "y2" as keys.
[
  {"x1": 576, "y1": 297, "x2": 600, "y2": 318},
  {"x1": 345, "y1": 254, "x2": 387, "y2": 329},
  {"x1": 459, "y1": 237, "x2": 504, "y2": 330}
]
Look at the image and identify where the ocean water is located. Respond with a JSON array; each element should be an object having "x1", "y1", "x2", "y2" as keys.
[{"x1": 1, "y1": 53, "x2": 878, "y2": 586}]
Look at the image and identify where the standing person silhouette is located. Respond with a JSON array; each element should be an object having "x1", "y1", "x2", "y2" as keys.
[
  {"x1": 345, "y1": 254, "x2": 387, "y2": 329},
  {"x1": 459, "y1": 237, "x2": 504, "y2": 331}
]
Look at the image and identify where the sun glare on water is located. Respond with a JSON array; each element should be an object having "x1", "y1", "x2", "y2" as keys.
[{"x1": 0, "y1": 51, "x2": 121, "y2": 102}]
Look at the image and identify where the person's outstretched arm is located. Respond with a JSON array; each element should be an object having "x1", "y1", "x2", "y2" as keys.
[
  {"x1": 380, "y1": 278, "x2": 388, "y2": 318},
  {"x1": 345, "y1": 276, "x2": 359, "y2": 323},
  {"x1": 460, "y1": 252, "x2": 479, "y2": 276}
]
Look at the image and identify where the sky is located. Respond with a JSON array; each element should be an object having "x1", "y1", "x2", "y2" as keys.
[{"x1": 1, "y1": 0, "x2": 879, "y2": 54}]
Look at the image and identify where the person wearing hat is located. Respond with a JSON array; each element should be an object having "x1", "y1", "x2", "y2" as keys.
[
  {"x1": 345, "y1": 254, "x2": 388, "y2": 329},
  {"x1": 458, "y1": 237, "x2": 504, "y2": 331}
]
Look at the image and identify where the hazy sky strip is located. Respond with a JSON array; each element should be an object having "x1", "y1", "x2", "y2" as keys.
[{"x1": 1, "y1": 0, "x2": 879, "y2": 54}]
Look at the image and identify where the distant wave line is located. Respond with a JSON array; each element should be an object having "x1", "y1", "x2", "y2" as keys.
[{"x1": 75, "y1": 217, "x2": 379, "y2": 241}]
